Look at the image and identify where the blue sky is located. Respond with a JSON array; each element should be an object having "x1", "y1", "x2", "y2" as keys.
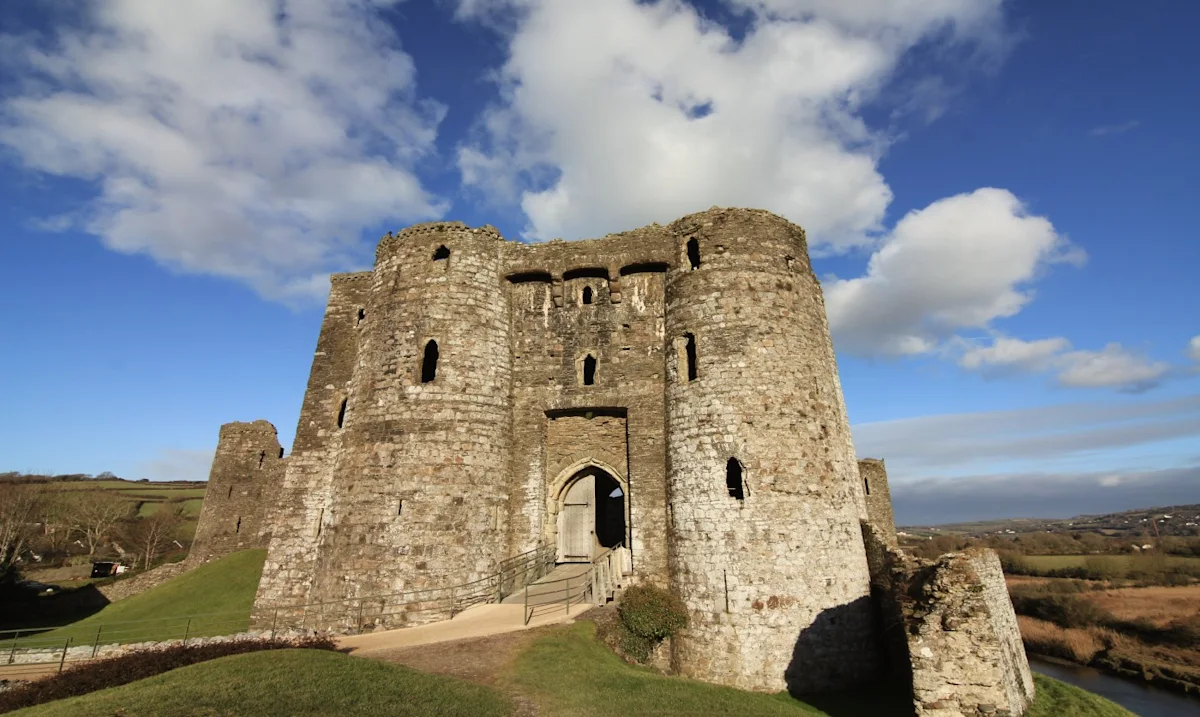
[{"x1": 1, "y1": 0, "x2": 1197, "y2": 524}]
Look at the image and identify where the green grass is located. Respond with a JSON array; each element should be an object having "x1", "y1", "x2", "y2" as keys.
[
  {"x1": 1027, "y1": 674, "x2": 1135, "y2": 717},
  {"x1": 9, "y1": 648, "x2": 513, "y2": 717},
  {"x1": 502, "y1": 621, "x2": 1135, "y2": 717},
  {"x1": 9, "y1": 620, "x2": 1134, "y2": 717},
  {"x1": 135, "y1": 498, "x2": 204, "y2": 518},
  {"x1": 119, "y1": 487, "x2": 208, "y2": 499},
  {"x1": 24, "y1": 549, "x2": 266, "y2": 647},
  {"x1": 504, "y1": 621, "x2": 888, "y2": 716}
]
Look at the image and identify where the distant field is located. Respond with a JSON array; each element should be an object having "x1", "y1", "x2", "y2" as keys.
[
  {"x1": 33, "y1": 479, "x2": 208, "y2": 548},
  {"x1": 136, "y1": 498, "x2": 205, "y2": 518},
  {"x1": 1022, "y1": 555, "x2": 1200, "y2": 570}
]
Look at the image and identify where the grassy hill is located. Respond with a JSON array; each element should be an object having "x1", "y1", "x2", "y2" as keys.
[
  {"x1": 27, "y1": 549, "x2": 265, "y2": 647},
  {"x1": 10, "y1": 621, "x2": 1134, "y2": 717}
]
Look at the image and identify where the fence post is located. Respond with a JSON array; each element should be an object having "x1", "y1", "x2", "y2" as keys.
[
  {"x1": 356, "y1": 599, "x2": 364, "y2": 634},
  {"x1": 91, "y1": 625, "x2": 103, "y2": 659},
  {"x1": 8, "y1": 630, "x2": 20, "y2": 665},
  {"x1": 58, "y1": 638, "x2": 71, "y2": 673},
  {"x1": 449, "y1": 587, "x2": 456, "y2": 619},
  {"x1": 182, "y1": 617, "x2": 192, "y2": 645},
  {"x1": 270, "y1": 609, "x2": 279, "y2": 640},
  {"x1": 523, "y1": 585, "x2": 529, "y2": 626},
  {"x1": 565, "y1": 576, "x2": 570, "y2": 616}
]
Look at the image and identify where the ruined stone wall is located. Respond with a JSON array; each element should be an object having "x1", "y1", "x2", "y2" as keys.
[
  {"x1": 301, "y1": 224, "x2": 513, "y2": 617},
  {"x1": 190, "y1": 420, "x2": 284, "y2": 564},
  {"x1": 502, "y1": 229, "x2": 673, "y2": 581},
  {"x1": 903, "y1": 549, "x2": 1035, "y2": 717},
  {"x1": 663, "y1": 208, "x2": 879, "y2": 693},
  {"x1": 253, "y1": 273, "x2": 371, "y2": 608},
  {"x1": 859, "y1": 458, "x2": 897, "y2": 546}
]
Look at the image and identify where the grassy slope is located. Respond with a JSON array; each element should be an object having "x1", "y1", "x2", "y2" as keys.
[
  {"x1": 11, "y1": 620, "x2": 1134, "y2": 717},
  {"x1": 10, "y1": 649, "x2": 512, "y2": 717},
  {"x1": 30, "y1": 549, "x2": 266, "y2": 646}
]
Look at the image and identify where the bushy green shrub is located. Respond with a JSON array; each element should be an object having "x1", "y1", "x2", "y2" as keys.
[{"x1": 617, "y1": 584, "x2": 688, "y2": 641}]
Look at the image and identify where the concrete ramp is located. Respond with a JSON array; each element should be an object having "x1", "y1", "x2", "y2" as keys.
[{"x1": 339, "y1": 601, "x2": 578, "y2": 655}]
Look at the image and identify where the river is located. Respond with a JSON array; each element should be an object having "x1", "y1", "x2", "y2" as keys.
[{"x1": 1030, "y1": 657, "x2": 1200, "y2": 717}]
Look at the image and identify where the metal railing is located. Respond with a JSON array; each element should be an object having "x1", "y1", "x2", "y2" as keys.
[{"x1": 521, "y1": 544, "x2": 631, "y2": 625}]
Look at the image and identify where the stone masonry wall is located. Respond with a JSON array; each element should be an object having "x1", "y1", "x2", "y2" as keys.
[
  {"x1": 96, "y1": 562, "x2": 188, "y2": 602},
  {"x1": 254, "y1": 273, "x2": 371, "y2": 609},
  {"x1": 244, "y1": 207, "x2": 907, "y2": 694},
  {"x1": 859, "y1": 458, "x2": 897, "y2": 547},
  {"x1": 664, "y1": 208, "x2": 879, "y2": 693},
  {"x1": 903, "y1": 549, "x2": 1035, "y2": 717},
  {"x1": 303, "y1": 224, "x2": 512, "y2": 622},
  {"x1": 189, "y1": 420, "x2": 284, "y2": 564}
]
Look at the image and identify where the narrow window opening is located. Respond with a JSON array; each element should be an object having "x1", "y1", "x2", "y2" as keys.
[
  {"x1": 357, "y1": 308, "x2": 365, "y2": 325},
  {"x1": 316, "y1": 508, "x2": 324, "y2": 537},
  {"x1": 397, "y1": 499, "x2": 404, "y2": 516},
  {"x1": 686, "y1": 238, "x2": 701, "y2": 270},
  {"x1": 433, "y1": 245, "x2": 450, "y2": 261},
  {"x1": 684, "y1": 333, "x2": 698, "y2": 381},
  {"x1": 582, "y1": 354, "x2": 597, "y2": 385},
  {"x1": 582, "y1": 286, "x2": 593, "y2": 304},
  {"x1": 421, "y1": 340, "x2": 439, "y2": 383},
  {"x1": 336, "y1": 398, "x2": 347, "y2": 429},
  {"x1": 278, "y1": 447, "x2": 284, "y2": 459},
  {"x1": 863, "y1": 477, "x2": 871, "y2": 496},
  {"x1": 227, "y1": 486, "x2": 233, "y2": 499},
  {"x1": 235, "y1": 517, "x2": 242, "y2": 534},
  {"x1": 257, "y1": 450, "x2": 265, "y2": 469},
  {"x1": 726, "y1": 458, "x2": 745, "y2": 500}
]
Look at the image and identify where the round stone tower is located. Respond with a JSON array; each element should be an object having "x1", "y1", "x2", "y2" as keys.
[
  {"x1": 308, "y1": 222, "x2": 513, "y2": 613},
  {"x1": 663, "y1": 208, "x2": 878, "y2": 693}
]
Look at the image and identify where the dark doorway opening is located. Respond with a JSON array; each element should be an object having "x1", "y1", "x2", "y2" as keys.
[
  {"x1": 594, "y1": 470, "x2": 626, "y2": 549},
  {"x1": 726, "y1": 458, "x2": 745, "y2": 500},
  {"x1": 686, "y1": 238, "x2": 700, "y2": 269}
]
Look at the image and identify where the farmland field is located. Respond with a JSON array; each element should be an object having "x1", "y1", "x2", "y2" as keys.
[{"x1": 1021, "y1": 555, "x2": 1200, "y2": 570}]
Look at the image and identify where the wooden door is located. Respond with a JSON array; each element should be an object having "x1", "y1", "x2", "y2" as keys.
[{"x1": 559, "y1": 474, "x2": 595, "y2": 563}]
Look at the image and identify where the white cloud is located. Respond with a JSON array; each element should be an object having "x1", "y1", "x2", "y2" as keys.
[
  {"x1": 455, "y1": 0, "x2": 1005, "y2": 247},
  {"x1": 852, "y1": 394, "x2": 1200, "y2": 478},
  {"x1": 1088, "y1": 120, "x2": 1139, "y2": 137},
  {"x1": 0, "y1": 0, "x2": 445, "y2": 301},
  {"x1": 824, "y1": 188, "x2": 1083, "y2": 355},
  {"x1": 1055, "y1": 343, "x2": 1171, "y2": 391},
  {"x1": 1188, "y1": 335, "x2": 1200, "y2": 363},
  {"x1": 954, "y1": 335, "x2": 1172, "y2": 391},
  {"x1": 957, "y1": 335, "x2": 1070, "y2": 373}
]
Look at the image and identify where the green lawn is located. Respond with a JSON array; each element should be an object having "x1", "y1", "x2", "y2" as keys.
[
  {"x1": 20, "y1": 549, "x2": 266, "y2": 648},
  {"x1": 9, "y1": 619, "x2": 1133, "y2": 717},
  {"x1": 9, "y1": 649, "x2": 512, "y2": 717},
  {"x1": 136, "y1": 498, "x2": 205, "y2": 518},
  {"x1": 501, "y1": 621, "x2": 1133, "y2": 717}
]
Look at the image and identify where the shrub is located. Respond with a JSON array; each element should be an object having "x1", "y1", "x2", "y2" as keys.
[
  {"x1": 617, "y1": 584, "x2": 688, "y2": 641},
  {"x1": 1009, "y1": 592, "x2": 1115, "y2": 630},
  {"x1": 0, "y1": 636, "x2": 337, "y2": 714}
]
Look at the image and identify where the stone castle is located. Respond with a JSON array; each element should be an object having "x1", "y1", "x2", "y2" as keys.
[{"x1": 193, "y1": 208, "x2": 1034, "y2": 715}]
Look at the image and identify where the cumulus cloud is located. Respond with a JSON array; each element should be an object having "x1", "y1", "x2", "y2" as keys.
[
  {"x1": 1188, "y1": 335, "x2": 1200, "y2": 363},
  {"x1": 954, "y1": 335, "x2": 1172, "y2": 391},
  {"x1": 0, "y1": 0, "x2": 445, "y2": 301},
  {"x1": 455, "y1": 0, "x2": 1005, "y2": 246},
  {"x1": 824, "y1": 188, "x2": 1084, "y2": 355},
  {"x1": 1055, "y1": 343, "x2": 1171, "y2": 391}
]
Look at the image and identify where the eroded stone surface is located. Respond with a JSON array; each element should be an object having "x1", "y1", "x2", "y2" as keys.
[{"x1": 190, "y1": 208, "x2": 1032, "y2": 710}]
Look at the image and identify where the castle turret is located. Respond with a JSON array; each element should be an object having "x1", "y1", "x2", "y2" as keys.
[
  {"x1": 305, "y1": 222, "x2": 513, "y2": 614},
  {"x1": 663, "y1": 208, "x2": 879, "y2": 693},
  {"x1": 191, "y1": 420, "x2": 283, "y2": 564}
]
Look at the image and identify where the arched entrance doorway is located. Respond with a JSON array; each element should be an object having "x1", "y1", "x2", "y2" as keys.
[{"x1": 556, "y1": 466, "x2": 626, "y2": 563}]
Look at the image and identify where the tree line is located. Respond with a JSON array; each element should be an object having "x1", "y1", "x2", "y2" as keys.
[{"x1": 0, "y1": 482, "x2": 187, "y2": 581}]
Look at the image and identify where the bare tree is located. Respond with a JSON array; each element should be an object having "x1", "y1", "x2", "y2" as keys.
[
  {"x1": 0, "y1": 484, "x2": 44, "y2": 577},
  {"x1": 126, "y1": 506, "x2": 185, "y2": 570},
  {"x1": 65, "y1": 493, "x2": 132, "y2": 556},
  {"x1": 37, "y1": 493, "x2": 78, "y2": 555}
]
